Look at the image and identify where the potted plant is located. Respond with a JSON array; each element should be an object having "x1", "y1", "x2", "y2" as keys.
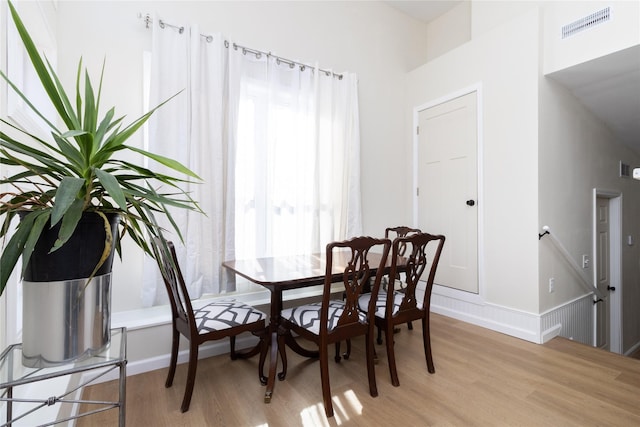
[{"x1": 0, "y1": 1, "x2": 202, "y2": 366}]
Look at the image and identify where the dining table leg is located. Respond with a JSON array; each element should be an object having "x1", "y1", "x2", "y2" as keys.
[
  {"x1": 263, "y1": 289, "x2": 283, "y2": 403},
  {"x1": 262, "y1": 288, "x2": 320, "y2": 402}
]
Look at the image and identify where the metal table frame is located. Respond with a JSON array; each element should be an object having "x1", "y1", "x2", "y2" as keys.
[{"x1": 0, "y1": 327, "x2": 127, "y2": 427}]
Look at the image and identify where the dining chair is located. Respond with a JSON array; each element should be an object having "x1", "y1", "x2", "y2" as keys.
[
  {"x1": 152, "y1": 239, "x2": 268, "y2": 412},
  {"x1": 335, "y1": 226, "x2": 422, "y2": 361},
  {"x1": 384, "y1": 226, "x2": 421, "y2": 257},
  {"x1": 358, "y1": 232, "x2": 445, "y2": 386},
  {"x1": 279, "y1": 236, "x2": 391, "y2": 417},
  {"x1": 382, "y1": 226, "x2": 421, "y2": 338}
]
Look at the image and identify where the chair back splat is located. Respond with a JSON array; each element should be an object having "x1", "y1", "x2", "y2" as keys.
[
  {"x1": 360, "y1": 232, "x2": 445, "y2": 387},
  {"x1": 152, "y1": 238, "x2": 267, "y2": 413},
  {"x1": 384, "y1": 226, "x2": 421, "y2": 258},
  {"x1": 280, "y1": 236, "x2": 391, "y2": 417}
]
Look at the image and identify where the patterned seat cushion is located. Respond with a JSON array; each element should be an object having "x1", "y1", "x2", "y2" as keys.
[
  {"x1": 192, "y1": 299, "x2": 266, "y2": 333},
  {"x1": 358, "y1": 291, "x2": 423, "y2": 318},
  {"x1": 281, "y1": 300, "x2": 367, "y2": 335}
]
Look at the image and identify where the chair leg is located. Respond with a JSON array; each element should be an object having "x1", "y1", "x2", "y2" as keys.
[
  {"x1": 319, "y1": 344, "x2": 334, "y2": 417},
  {"x1": 385, "y1": 324, "x2": 400, "y2": 387},
  {"x1": 229, "y1": 335, "x2": 237, "y2": 359},
  {"x1": 181, "y1": 341, "x2": 199, "y2": 413},
  {"x1": 334, "y1": 339, "x2": 352, "y2": 362},
  {"x1": 165, "y1": 327, "x2": 180, "y2": 388},
  {"x1": 365, "y1": 331, "x2": 379, "y2": 398},
  {"x1": 231, "y1": 330, "x2": 265, "y2": 360},
  {"x1": 422, "y1": 316, "x2": 435, "y2": 374}
]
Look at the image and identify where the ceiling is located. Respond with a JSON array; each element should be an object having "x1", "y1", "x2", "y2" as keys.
[
  {"x1": 385, "y1": 1, "x2": 640, "y2": 154},
  {"x1": 549, "y1": 46, "x2": 640, "y2": 154},
  {"x1": 383, "y1": 1, "x2": 463, "y2": 23}
]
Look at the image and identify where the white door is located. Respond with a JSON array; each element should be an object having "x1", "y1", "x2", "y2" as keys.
[
  {"x1": 417, "y1": 92, "x2": 478, "y2": 293},
  {"x1": 595, "y1": 196, "x2": 610, "y2": 350}
]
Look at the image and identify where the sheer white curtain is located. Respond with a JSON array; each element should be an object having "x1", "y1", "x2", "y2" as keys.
[
  {"x1": 142, "y1": 18, "x2": 234, "y2": 306},
  {"x1": 229, "y1": 49, "x2": 362, "y2": 259},
  {"x1": 143, "y1": 19, "x2": 362, "y2": 306}
]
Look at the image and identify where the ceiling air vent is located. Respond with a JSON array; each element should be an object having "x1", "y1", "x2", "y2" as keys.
[
  {"x1": 620, "y1": 161, "x2": 631, "y2": 178},
  {"x1": 562, "y1": 7, "x2": 610, "y2": 39}
]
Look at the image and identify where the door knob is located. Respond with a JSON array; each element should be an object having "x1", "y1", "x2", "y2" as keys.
[
  {"x1": 466, "y1": 200, "x2": 475, "y2": 206},
  {"x1": 608, "y1": 285, "x2": 616, "y2": 291}
]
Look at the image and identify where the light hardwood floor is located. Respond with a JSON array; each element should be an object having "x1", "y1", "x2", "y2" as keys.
[{"x1": 77, "y1": 313, "x2": 640, "y2": 426}]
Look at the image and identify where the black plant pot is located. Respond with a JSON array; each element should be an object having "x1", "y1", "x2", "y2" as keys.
[{"x1": 21, "y1": 212, "x2": 120, "y2": 367}]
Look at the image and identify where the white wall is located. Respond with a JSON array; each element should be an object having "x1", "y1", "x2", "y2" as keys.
[
  {"x1": 418, "y1": 0, "x2": 640, "y2": 352},
  {"x1": 51, "y1": 0, "x2": 431, "y2": 313},
  {"x1": 407, "y1": 9, "x2": 541, "y2": 313},
  {"x1": 538, "y1": 69, "x2": 640, "y2": 352},
  {"x1": 543, "y1": 0, "x2": 640, "y2": 75},
  {"x1": 537, "y1": 0, "x2": 640, "y2": 353},
  {"x1": 470, "y1": 0, "x2": 541, "y2": 38},
  {"x1": 425, "y1": 0, "x2": 471, "y2": 61}
]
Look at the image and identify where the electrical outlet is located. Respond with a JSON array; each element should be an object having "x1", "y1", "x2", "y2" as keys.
[
  {"x1": 549, "y1": 277, "x2": 555, "y2": 293},
  {"x1": 582, "y1": 255, "x2": 590, "y2": 268}
]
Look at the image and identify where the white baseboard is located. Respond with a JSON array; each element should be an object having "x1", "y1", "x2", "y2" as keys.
[
  {"x1": 431, "y1": 293, "x2": 541, "y2": 343},
  {"x1": 87, "y1": 334, "x2": 260, "y2": 383},
  {"x1": 430, "y1": 287, "x2": 594, "y2": 346}
]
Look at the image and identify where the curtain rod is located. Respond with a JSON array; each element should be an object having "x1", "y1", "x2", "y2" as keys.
[{"x1": 138, "y1": 13, "x2": 343, "y2": 80}]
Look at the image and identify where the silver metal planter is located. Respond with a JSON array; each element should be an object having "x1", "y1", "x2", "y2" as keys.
[
  {"x1": 19, "y1": 212, "x2": 119, "y2": 368},
  {"x1": 21, "y1": 274, "x2": 112, "y2": 368}
]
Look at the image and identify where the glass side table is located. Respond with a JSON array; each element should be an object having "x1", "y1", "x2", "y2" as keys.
[{"x1": 0, "y1": 327, "x2": 127, "y2": 427}]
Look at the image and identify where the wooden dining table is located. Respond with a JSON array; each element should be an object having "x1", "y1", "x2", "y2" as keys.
[{"x1": 222, "y1": 251, "x2": 392, "y2": 403}]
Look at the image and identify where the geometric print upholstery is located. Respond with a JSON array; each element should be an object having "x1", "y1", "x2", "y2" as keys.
[
  {"x1": 281, "y1": 300, "x2": 367, "y2": 335},
  {"x1": 193, "y1": 299, "x2": 266, "y2": 334},
  {"x1": 358, "y1": 286, "x2": 423, "y2": 318}
]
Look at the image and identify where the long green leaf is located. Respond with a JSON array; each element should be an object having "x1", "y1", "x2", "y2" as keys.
[
  {"x1": 99, "y1": 91, "x2": 182, "y2": 153},
  {"x1": 94, "y1": 168, "x2": 127, "y2": 210},
  {"x1": 52, "y1": 133, "x2": 85, "y2": 170},
  {"x1": 50, "y1": 198, "x2": 83, "y2": 252},
  {"x1": 6, "y1": 2, "x2": 75, "y2": 130},
  {"x1": 82, "y1": 211, "x2": 114, "y2": 291},
  {"x1": 83, "y1": 69, "x2": 98, "y2": 134},
  {"x1": 94, "y1": 107, "x2": 115, "y2": 152},
  {"x1": 0, "y1": 211, "x2": 48, "y2": 294},
  {"x1": 50, "y1": 177, "x2": 85, "y2": 226},
  {"x1": 46, "y1": 53, "x2": 80, "y2": 130},
  {"x1": 125, "y1": 145, "x2": 202, "y2": 180},
  {"x1": 0, "y1": 70, "x2": 59, "y2": 132},
  {"x1": 20, "y1": 211, "x2": 51, "y2": 277},
  {"x1": 1, "y1": 118, "x2": 63, "y2": 156}
]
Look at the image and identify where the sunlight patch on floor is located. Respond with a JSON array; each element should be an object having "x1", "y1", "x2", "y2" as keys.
[
  {"x1": 300, "y1": 404, "x2": 331, "y2": 426},
  {"x1": 299, "y1": 389, "x2": 363, "y2": 426}
]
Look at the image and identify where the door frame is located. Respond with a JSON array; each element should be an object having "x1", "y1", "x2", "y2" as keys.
[
  {"x1": 593, "y1": 189, "x2": 622, "y2": 353},
  {"x1": 412, "y1": 83, "x2": 484, "y2": 302}
]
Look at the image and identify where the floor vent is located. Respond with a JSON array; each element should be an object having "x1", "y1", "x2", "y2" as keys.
[
  {"x1": 562, "y1": 7, "x2": 610, "y2": 39},
  {"x1": 620, "y1": 161, "x2": 631, "y2": 178}
]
